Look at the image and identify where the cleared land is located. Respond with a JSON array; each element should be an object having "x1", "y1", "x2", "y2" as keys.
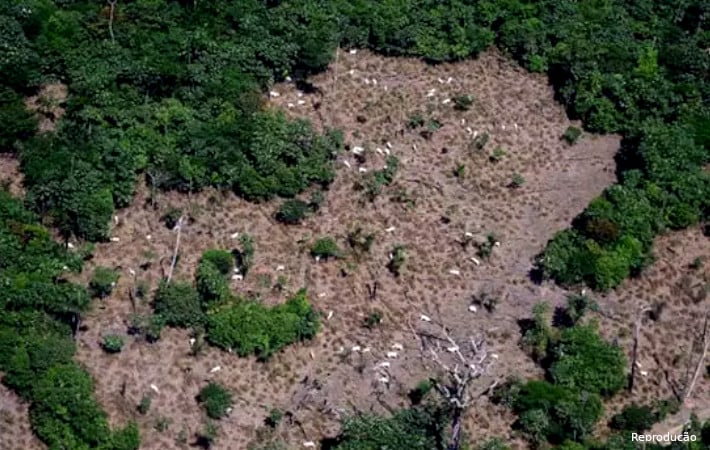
[{"x1": 2, "y1": 49, "x2": 706, "y2": 449}]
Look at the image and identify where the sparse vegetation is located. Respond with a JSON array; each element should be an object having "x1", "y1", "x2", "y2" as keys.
[
  {"x1": 387, "y1": 245, "x2": 407, "y2": 277},
  {"x1": 509, "y1": 173, "x2": 525, "y2": 189}
]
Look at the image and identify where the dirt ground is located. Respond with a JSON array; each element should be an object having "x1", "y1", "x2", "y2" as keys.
[{"x1": 0, "y1": 48, "x2": 706, "y2": 449}]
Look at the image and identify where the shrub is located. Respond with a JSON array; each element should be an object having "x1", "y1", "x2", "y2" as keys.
[
  {"x1": 490, "y1": 147, "x2": 506, "y2": 163},
  {"x1": 89, "y1": 267, "x2": 119, "y2": 298},
  {"x1": 347, "y1": 227, "x2": 375, "y2": 255},
  {"x1": 153, "y1": 280, "x2": 204, "y2": 328},
  {"x1": 363, "y1": 310, "x2": 383, "y2": 329},
  {"x1": 236, "y1": 234, "x2": 255, "y2": 275},
  {"x1": 196, "y1": 254, "x2": 232, "y2": 304},
  {"x1": 200, "y1": 250, "x2": 234, "y2": 275},
  {"x1": 521, "y1": 302, "x2": 553, "y2": 362},
  {"x1": 127, "y1": 314, "x2": 165, "y2": 343},
  {"x1": 161, "y1": 208, "x2": 183, "y2": 230},
  {"x1": 509, "y1": 173, "x2": 526, "y2": 189},
  {"x1": 387, "y1": 245, "x2": 406, "y2": 276},
  {"x1": 453, "y1": 94, "x2": 474, "y2": 111},
  {"x1": 276, "y1": 199, "x2": 310, "y2": 224},
  {"x1": 472, "y1": 132, "x2": 489, "y2": 151},
  {"x1": 206, "y1": 289, "x2": 320, "y2": 359},
  {"x1": 610, "y1": 404, "x2": 657, "y2": 432},
  {"x1": 562, "y1": 126, "x2": 582, "y2": 145},
  {"x1": 197, "y1": 383, "x2": 233, "y2": 420},
  {"x1": 311, "y1": 237, "x2": 342, "y2": 260},
  {"x1": 137, "y1": 395, "x2": 152, "y2": 415},
  {"x1": 477, "y1": 233, "x2": 498, "y2": 259},
  {"x1": 101, "y1": 335, "x2": 124, "y2": 353},
  {"x1": 549, "y1": 323, "x2": 626, "y2": 396},
  {"x1": 266, "y1": 408, "x2": 284, "y2": 428},
  {"x1": 512, "y1": 380, "x2": 603, "y2": 444},
  {"x1": 407, "y1": 113, "x2": 425, "y2": 129},
  {"x1": 408, "y1": 379, "x2": 433, "y2": 405}
]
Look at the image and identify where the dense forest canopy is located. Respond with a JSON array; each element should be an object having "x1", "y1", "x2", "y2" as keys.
[{"x1": 1, "y1": 0, "x2": 709, "y2": 449}]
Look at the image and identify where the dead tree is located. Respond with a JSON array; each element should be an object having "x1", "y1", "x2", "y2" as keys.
[
  {"x1": 166, "y1": 216, "x2": 185, "y2": 283},
  {"x1": 629, "y1": 304, "x2": 653, "y2": 392},
  {"x1": 107, "y1": 0, "x2": 117, "y2": 44},
  {"x1": 412, "y1": 317, "x2": 498, "y2": 450},
  {"x1": 684, "y1": 309, "x2": 709, "y2": 401}
]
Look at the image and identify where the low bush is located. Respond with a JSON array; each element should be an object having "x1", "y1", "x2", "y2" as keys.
[
  {"x1": 610, "y1": 404, "x2": 657, "y2": 432},
  {"x1": 102, "y1": 335, "x2": 124, "y2": 353},
  {"x1": 453, "y1": 94, "x2": 474, "y2": 111},
  {"x1": 89, "y1": 266, "x2": 119, "y2": 298},
  {"x1": 311, "y1": 237, "x2": 342, "y2": 260},
  {"x1": 387, "y1": 245, "x2": 406, "y2": 276},
  {"x1": 276, "y1": 199, "x2": 310, "y2": 224},
  {"x1": 153, "y1": 280, "x2": 204, "y2": 328},
  {"x1": 562, "y1": 126, "x2": 582, "y2": 145},
  {"x1": 197, "y1": 382, "x2": 233, "y2": 420},
  {"x1": 206, "y1": 289, "x2": 320, "y2": 360}
]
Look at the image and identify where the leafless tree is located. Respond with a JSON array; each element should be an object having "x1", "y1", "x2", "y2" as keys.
[
  {"x1": 629, "y1": 303, "x2": 653, "y2": 392},
  {"x1": 107, "y1": 0, "x2": 117, "y2": 44},
  {"x1": 410, "y1": 316, "x2": 499, "y2": 450},
  {"x1": 683, "y1": 309, "x2": 709, "y2": 401}
]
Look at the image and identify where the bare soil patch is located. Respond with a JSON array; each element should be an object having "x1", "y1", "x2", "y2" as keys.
[
  {"x1": 65, "y1": 48, "x2": 626, "y2": 449},
  {"x1": 0, "y1": 382, "x2": 45, "y2": 450}
]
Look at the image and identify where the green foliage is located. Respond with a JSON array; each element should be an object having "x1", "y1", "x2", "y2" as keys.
[
  {"x1": 161, "y1": 208, "x2": 183, "y2": 230},
  {"x1": 358, "y1": 156, "x2": 399, "y2": 201},
  {"x1": 200, "y1": 250, "x2": 234, "y2": 276},
  {"x1": 266, "y1": 408, "x2": 284, "y2": 428},
  {"x1": 197, "y1": 382, "x2": 233, "y2": 420},
  {"x1": 512, "y1": 380, "x2": 603, "y2": 444},
  {"x1": 522, "y1": 302, "x2": 554, "y2": 362},
  {"x1": 332, "y1": 403, "x2": 450, "y2": 450},
  {"x1": 276, "y1": 199, "x2": 311, "y2": 224},
  {"x1": 0, "y1": 88, "x2": 37, "y2": 152},
  {"x1": 196, "y1": 250, "x2": 232, "y2": 304},
  {"x1": 102, "y1": 334, "x2": 124, "y2": 354},
  {"x1": 137, "y1": 395, "x2": 152, "y2": 415},
  {"x1": 563, "y1": 126, "x2": 582, "y2": 145},
  {"x1": 363, "y1": 310, "x2": 383, "y2": 329},
  {"x1": 311, "y1": 237, "x2": 342, "y2": 260},
  {"x1": 206, "y1": 289, "x2": 320, "y2": 360},
  {"x1": 128, "y1": 314, "x2": 165, "y2": 343},
  {"x1": 610, "y1": 404, "x2": 657, "y2": 432},
  {"x1": 237, "y1": 234, "x2": 255, "y2": 275},
  {"x1": 549, "y1": 323, "x2": 626, "y2": 397},
  {"x1": 509, "y1": 173, "x2": 526, "y2": 189},
  {"x1": 490, "y1": 147, "x2": 506, "y2": 163},
  {"x1": 407, "y1": 113, "x2": 425, "y2": 129},
  {"x1": 453, "y1": 94, "x2": 474, "y2": 111},
  {"x1": 347, "y1": 226, "x2": 375, "y2": 256},
  {"x1": 477, "y1": 233, "x2": 498, "y2": 259},
  {"x1": 89, "y1": 266, "x2": 119, "y2": 298},
  {"x1": 478, "y1": 438, "x2": 510, "y2": 450},
  {"x1": 387, "y1": 244, "x2": 406, "y2": 277},
  {"x1": 408, "y1": 379, "x2": 433, "y2": 405},
  {"x1": 153, "y1": 280, "x2": 204, "y2": 328}
]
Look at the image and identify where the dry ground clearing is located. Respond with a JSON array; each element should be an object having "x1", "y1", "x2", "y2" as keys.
[{"x1": 0, "y1": 48, "x2": 707, "y2": 450}]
